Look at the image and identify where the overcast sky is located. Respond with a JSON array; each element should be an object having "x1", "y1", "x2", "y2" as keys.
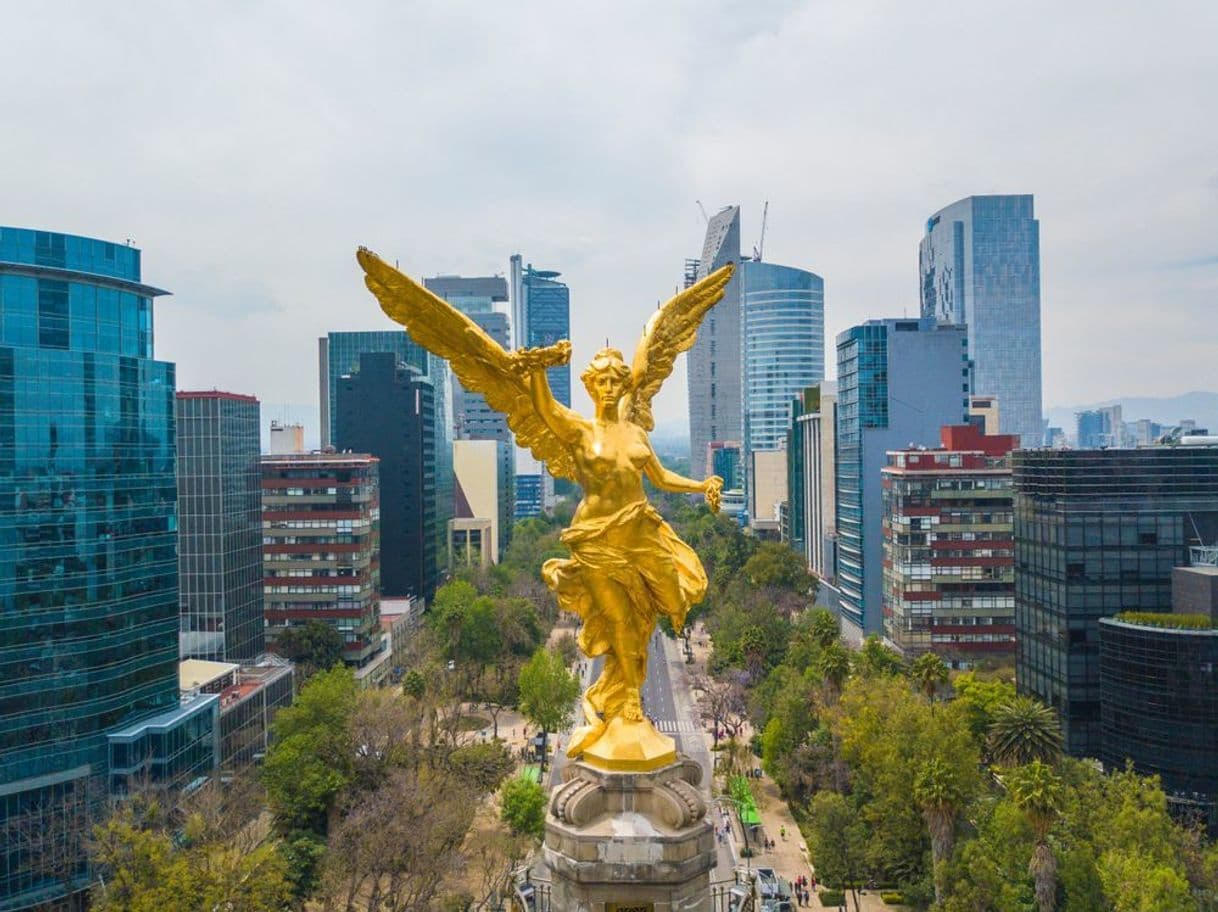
[{"x1": 3, "y1": 1, "x2": 1215, "y2": 438}]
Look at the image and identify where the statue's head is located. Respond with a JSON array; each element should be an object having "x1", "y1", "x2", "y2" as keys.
[{"x1": 581, "y1": 347, "x2": 632, "y2": 408}]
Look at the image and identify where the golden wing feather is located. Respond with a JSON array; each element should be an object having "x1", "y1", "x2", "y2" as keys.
[
  {"x1": 625, "y1": 263, "x2": 735, "y2": 431},
  {"x1": 356, "y1": 248, "x2": 578, "y2": 481}
]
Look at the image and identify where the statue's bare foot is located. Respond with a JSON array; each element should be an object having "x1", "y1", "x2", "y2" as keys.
[{"x1": 622, "y1": 689, "x2": 644, "y2": 722}]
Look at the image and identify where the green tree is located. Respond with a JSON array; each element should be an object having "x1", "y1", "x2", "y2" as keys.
[
  {"x1": 855, "y1": 634, "x2": 903, "y2": 678},
  {"x1": 951, "y1": 671, "x2": 1017, "y2": 743},
  {"x1": 500, "y1": 775, "x2": 547, "y2": 840},
  {"x1": 501, "y1": 517, "x2": 567, "y2": 579},
  {"x1": 91, "y1": 798, "x2": 294, "y2": 912},
  {"x1": 915, "y1": 757, "x2": 966, "y2": 905},
  {"x1": 817, "y1": 642, "x2": 852, "y2": 702},
  {"x1": 1006, "y1": 760, "x2": 1064, "y2": 912},
  {"x1": 940, "y1": 799, "x2": 1036, "y2": 912},
  {"x1": 806, "y1": 791, "x2": 868, "y2": 912},
  {"x1": 274, "y1": 619, "x2": 344, "y2": 679},
  {"x1": 429, "y1": 582, "x2": 499, "y2": 666},
  {"x1": 910, "y1": 652, "x2": 949, "y2": 706},
  {"x1": 808, "y1": 607, "x2": 840, "y2": 648},
  {"x1": 262, "y1": 665, "x2": 358, "y2": 835},
  {"x1": 402, "y1": 668, "x2": 426, "y2": 699},
  {"x1": 495, "y1": 596, "x2": 545, "y2": 657},
  {"x1": 988, "y1": 696, "x2": 1063, "y2": 766},
  {"x1": 833, "y1": 675, "x2": 981, "y2": 886},
  {"x1": 742, "y1": 540, "x2": 815, "y2": 592},
  {"x1": 517, "y1": 647, "x2": 580, "y2": 769},
  {"x1": 756, "y1": 665, "x2": 820, "y2": 803}
]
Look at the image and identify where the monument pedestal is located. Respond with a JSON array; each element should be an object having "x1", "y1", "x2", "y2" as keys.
[{"x1": 544, "y1": 757, "x2": 714, "y2": 912}]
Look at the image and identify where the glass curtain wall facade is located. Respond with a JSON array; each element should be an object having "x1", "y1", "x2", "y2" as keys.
[
  {"x1": 335, "y1": 353, "x2": 438, "y2": 599},
  {"x1": 687, "y1": 206, "x2": 742, "y2": 478},
  {"x1": 788, "y1": 383, "x2": 836, "y2": 581},
  {"x1": 510, "y1": 265, "x2": 570, "y2": 407},
  {"x1": 175, "y1": 391, "x2": 263, "y2": 662},
  {"x1": 740, "y1": 261, "x2": 824, "y2": 455},
  {"x1": 0, "y1": 228, "x2": 181, "y2": 909},
  {"x1": 1013, "y1": 446, "x2": 1218, "y2": 756},
  {"x1": 1099, "y1": 618, "x2": 1218, "y2": 825},
  {"x1": 920, "y1": 195, "x2": 1042, "y2": 447},
  {"x1": 836, "y1": 319, "x2": 971, "y2": 636},
  {"x1": 320, "y1": 331, "x2": 452, "y2": 573}
]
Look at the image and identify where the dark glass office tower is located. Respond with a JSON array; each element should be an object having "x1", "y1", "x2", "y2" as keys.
[
  {"x1": 320, "y1": 330, "x2": 452, "y2": 575},
  {"x1": 1100, "y1": 617, "x2": 1218, "y2": 825},
  {"x1": 175, "y1": 391, "x2": 264, "y2": 662},
  {"x1": 335, "y1": 352, "x2": 437, "y2": 599},
  {"x1": 0, "y1": 228, "x2": 181, "y2": 908},
  {"x1": 1013, "y1": 446, "x2": 1218, "y2": 756}
]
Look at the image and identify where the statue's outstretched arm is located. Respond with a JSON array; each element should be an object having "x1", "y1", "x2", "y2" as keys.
[
  {"x1": 521, "y1": 362, "x2": 583, "y2": 445},
  {"x1": 643, "y1": 445, "x2": 722, "y2": 512}
]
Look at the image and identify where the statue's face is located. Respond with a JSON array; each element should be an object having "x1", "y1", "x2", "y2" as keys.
[{"x1": 584, "y1": 361, "x2": 629, "y2": 408}]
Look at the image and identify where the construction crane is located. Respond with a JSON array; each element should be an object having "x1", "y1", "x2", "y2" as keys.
[
  {"x1": 752, "y1": 201, "x2": 769, "y2": 262},
  {"x1": 696, "y1": 200, "x2": 710, "y2": 224}
]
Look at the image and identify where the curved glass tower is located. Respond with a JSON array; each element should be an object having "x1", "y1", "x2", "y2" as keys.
[
  {"x1": 740, "y1": 261, "x2": 825, "y2": 454},
  {"x1": 0, "y1": 228, "x2": 179, "y2": 908}
]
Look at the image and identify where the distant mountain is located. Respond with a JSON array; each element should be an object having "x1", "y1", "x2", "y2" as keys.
[{"x1": 1045, "y1": 391, "x2": 1218, "y2": 435}]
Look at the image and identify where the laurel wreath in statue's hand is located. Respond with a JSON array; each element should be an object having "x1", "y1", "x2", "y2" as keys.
[{"x1": 509, "y1": 340, "x2": 572, "y2": 380}]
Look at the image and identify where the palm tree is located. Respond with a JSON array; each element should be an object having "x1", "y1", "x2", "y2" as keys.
[
  {"x1": 987, "y1": 696, "x2": 1063, "y2": 766},
  {"x1": 909, "y1": 653, "x2": 949, "y2": 706},
  {"x1": 1005, "y1": 760, "x2": 1063, "y2": 912},
  {"x1": 816, "y1": 643, "x2": 851, "y2": 702},
  {"x1": 914, "y1": 758, "x2": 964, "y2": 906},
  {"x1": 808, "y1": 607, "x2": 840, "y2": 649}
]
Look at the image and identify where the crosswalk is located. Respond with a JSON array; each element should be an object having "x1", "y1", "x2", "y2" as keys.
[{"x1": 654, "y1": 719, "x2": 701, "y2": 734}]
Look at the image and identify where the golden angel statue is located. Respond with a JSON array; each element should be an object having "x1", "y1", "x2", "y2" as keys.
[{"x1": 357, "y1": 248, "x2": 732, "y2": 771}]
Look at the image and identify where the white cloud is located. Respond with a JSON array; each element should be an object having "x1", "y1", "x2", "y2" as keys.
[{"x1": 2, "y1": 0, "x2": 1216, "y2": 437}]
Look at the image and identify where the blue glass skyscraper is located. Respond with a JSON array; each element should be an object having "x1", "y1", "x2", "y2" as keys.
[
  {"x1": 509, "y1": 256, "x2": 571, "y2": 407},
  {"x1": 920, "y1": 195, "x2": 1042, "y2": 447},
  {"x1": 740, "y1": 261, "x2": 825, "y2": 455},
  {"x1": 835, "y1": 318, "x2": 971, "y2": 637},
  {"x1": 0, "y1": 228, "x2": 204, "y2": 908}
]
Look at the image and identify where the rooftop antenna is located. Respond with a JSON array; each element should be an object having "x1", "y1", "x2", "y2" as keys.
[
  {"x1": 696, "y1": 200, "x2": 710, "y2": 224},
  {"x1": 752, "y1": 201, "x2": 769, "y2": 262}
]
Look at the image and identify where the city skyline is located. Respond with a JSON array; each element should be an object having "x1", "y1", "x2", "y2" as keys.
[{"x1": 3, "y1": 2, "x2": 1214, "y2": 439}]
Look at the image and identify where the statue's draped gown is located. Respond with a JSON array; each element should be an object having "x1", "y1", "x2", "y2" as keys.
[{"x1": 543, "y1": 499, "x2": 708, "y2": 754}]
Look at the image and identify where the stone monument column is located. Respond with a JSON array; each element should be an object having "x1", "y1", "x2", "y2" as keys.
[{"x1": 544, "y1": 756, "x2": 715, "y2": 912}]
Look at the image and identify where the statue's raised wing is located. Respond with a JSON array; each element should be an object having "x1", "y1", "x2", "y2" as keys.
[
  {"x1": 625, "y1": 263, "x2": 735, "y2": 431},
  {"x1": 357, "y1": 248, "x2": 578, "y2": 481}
]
